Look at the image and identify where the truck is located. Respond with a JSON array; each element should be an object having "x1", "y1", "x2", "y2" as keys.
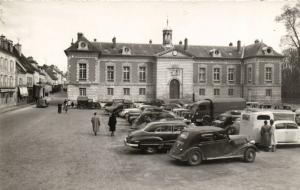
[{"x1": 189, "y1": 98, "x2": 246, "y2": 125}]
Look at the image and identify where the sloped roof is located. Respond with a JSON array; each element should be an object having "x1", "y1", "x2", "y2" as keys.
[
  {"x1": 243, "y1": 42, "x2": 283, "y2": 58},
  {"x1": 42, "y1": 65, "x2": 58, "y2": 80},
  {"x1": 65, "y1": 35, "x2": 283, "y2": 59}
]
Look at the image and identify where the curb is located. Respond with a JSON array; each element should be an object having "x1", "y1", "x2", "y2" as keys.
[{"x1": 0, "y1": 103, "x2": 35, "y2": 115}]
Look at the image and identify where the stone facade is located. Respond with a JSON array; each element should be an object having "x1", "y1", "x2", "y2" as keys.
[{"x1": 65, "y1": 26, "x2": 283, "y2": 103}]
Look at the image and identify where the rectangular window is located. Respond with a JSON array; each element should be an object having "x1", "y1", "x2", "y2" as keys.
[
  {"x1": 228, "y1": 88, "x2": 234, "y2": 96},
  {"x1": 199, "y1": 88, "x2": 205, "y2": 96},
  {"x1": 248, "y1": 67, "x2": 252, "y2": 83},
  {"x1": 123, "y1": 66, "x2": 130, "y2": 82},
  {"x1": 214, "y1": 88, "x2": 220, "y2": 96},
  {"x1": 265, "y1": 67, "x2": 272, "y2": 82},
  {"x1": 213, "y1": 68, "x2": 220, "y2": 82},
  {"x1": 27, "y1": 77, "x2": 32, "y2": 86},
  {"x1": 19, "y1": 78, "x2": 23, "y2": 86},
  {"x1": 107, "y1": 88, "x2": 114, "y2": 95},
  {"x1": 266, "y1": 89, "x2": 272, "y2": 97},
  {"x1": 139, "y1": 66, "x2": 146, "y2": 82},
  {"x1": 227, "y1": 68, "x2": 235, "y2": 82},
  {"x1": 139, "y1": 88, "x2": 146, "y2": 95},
  {"x1": 79, "y1": 63, "x2": 87, "y2": 81},
  {"x1": 198, "y1": 67, "x2": 206, "y2": 82},
  {"x1": 107, "y1": 66, "x2": 114, "y2": 82},
  {"x1": 79, "y1": 88, "x2": 86, "y2": 96},
  {"x1": 124, "y1": 88, "x2": 130, "y2": 95}
]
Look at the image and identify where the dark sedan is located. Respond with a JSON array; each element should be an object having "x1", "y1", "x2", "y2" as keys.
[
  {"x1": 124, "y1": 121, "x2": 188, "y2": 154},
  {"x1": 169, "y1": 126, "x2": 258, "y2": 166}
]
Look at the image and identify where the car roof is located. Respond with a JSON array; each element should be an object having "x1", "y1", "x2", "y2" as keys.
[
  {"x1": 184, "y1": 126, "x2": 224, "y2": 133},
  {"x1": 274, "y1": 120, "x2": 297, "y2": 124},
  {"x1": 147, "y1": 120, "x2": 186, "y2": 125}
]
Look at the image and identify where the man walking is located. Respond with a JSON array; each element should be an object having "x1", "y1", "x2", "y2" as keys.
[
  {"x1": 261, "y1": 120, "x2": 271, "y2": 151},
  {"x1": 91, "y1": 112, "x2": 100, "y2": 136},
  {"x1": 108, "y1": 113, "x2": 117, "y2": 136}
]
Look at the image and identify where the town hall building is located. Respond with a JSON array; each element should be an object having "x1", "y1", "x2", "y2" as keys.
[{"x1": 65, "y1": 24, "x2": 283, "y2": 103}]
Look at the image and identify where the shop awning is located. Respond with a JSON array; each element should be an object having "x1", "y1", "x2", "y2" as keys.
[{"x1": 19, "y1": 87, "x2": 28, "y2": 96}]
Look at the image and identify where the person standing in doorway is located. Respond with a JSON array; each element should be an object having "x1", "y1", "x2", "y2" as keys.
[
  {"x1": 260, "y1": 120, "x2": 271, "y2": 151},
  {"x1": 270, "y1": 119, "x2": 277, "y2": 152},
  {"x1": 91, "y1": 112, "x2": 100, "y2": 136},
  {"x1": 108, "y1": 113, "x2": 117, "y2": 136}
]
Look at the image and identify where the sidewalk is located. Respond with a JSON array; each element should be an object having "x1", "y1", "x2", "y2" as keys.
[{"x1": 0, "y1": 103, "x2": 35, "y2": 115}]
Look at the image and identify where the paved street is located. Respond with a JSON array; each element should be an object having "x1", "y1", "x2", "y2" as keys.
[{"x1": 1, "y1": 105, "x2": 300, "y2": 190}]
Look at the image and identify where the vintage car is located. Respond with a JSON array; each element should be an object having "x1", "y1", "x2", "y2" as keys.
[
  {"x1": 130, "y1": 111, "x2": 176, "y2": 130},
  {"x1": 169, "y1": 126, "x2": 258, "y2": 166},
  {"x1": 272, "y1": 120, "x2": 300, "y2": 144},
  {"x1": 77, "y1": 96, "x2": 101, "y2": 109},
  {"x1": 36, "y1": 99, "x2": 49, "y2": 108},
  {"x1": 124, "y1": 120, "x2": 188, "y2": 153}
]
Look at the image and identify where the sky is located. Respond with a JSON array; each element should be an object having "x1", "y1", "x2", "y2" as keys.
[{"x1": 0, "y1": 0, "x2": 296, "y2": 72}]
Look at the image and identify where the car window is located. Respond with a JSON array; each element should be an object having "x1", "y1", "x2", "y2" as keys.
[
  {"x1": 286, "y1": 123, "x2": 298, "y2": 129},
  {"x1": 214, "y1": 133, "x2": 228, "y2": 141},
  {"x1": 155, "y1": 125, "x2": 172, "y2": 132},
  {"x1": 275, "y1": 123, "x2": 286, "y2": 130},
  {"x1": 173, "y1": 125, "x2": 185, "y2": 132},
  {"x1": 200, "y1": 133, "x2": 214, "y2": 142},
  {"x1": 257, "y1": 115, "x2": 270, "y2": 120}
]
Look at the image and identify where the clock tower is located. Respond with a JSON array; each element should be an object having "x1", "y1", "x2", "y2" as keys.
[{"x1": 163, "y1": 19, "x2": 173, "y2": 48}]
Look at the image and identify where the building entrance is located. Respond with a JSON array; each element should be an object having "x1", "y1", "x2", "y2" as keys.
[{"x1": 169, "y1": 79, "x2": 180, "y2": 99}]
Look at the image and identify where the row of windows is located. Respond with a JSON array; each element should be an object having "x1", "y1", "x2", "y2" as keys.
[
  {"x1": 78, "y1": 63, "x2": 147, "y2": 82},
  {"x1": 79, "y1": 87, "x2": 147, "y2": 96},
  {"x1": 0, "y1": 75, "x2": 14, "y2": 87},
  {"x1": 0, "y1": 57, "x2": 15, "y2": 73},
  {"x1": 198, "y1": 88, "x2": 273, "y2": 97},
  {"x1": 198, "y1": 66, "x2": 274, "y2": 83}
]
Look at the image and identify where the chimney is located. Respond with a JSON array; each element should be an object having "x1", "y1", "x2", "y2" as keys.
[
  {"x1": 112, "y1": 37, "x2": 116, "y2": 48},
  {"x1": 8, "y1": 40, "x2": 13, "y2": 52},
  {"x1": 149, "y1": 39, "x2": 152, "y2": 44},
  {"x1": 237, "y1": 40, "x2": 241, "y2": 52},
  {"x1": 184, "y1": 38, "x2": 188, "y2": 50},
  {"x1": 229, "y1": 42, "x2": 233, "y2": 46},
  {"x1": 179, "y1": 41, "x2": 182, "y2": 45},
  {"x1": 14, "y1": 43, "x2": 22, "y2": 56},
  {"x1": 77, "y1": 32, "x2": 83, "y2": 40},
  {"x1": 254, "y1": 39, "x2": 259, "y2": 44},
  {"x1": 0, "y1": 35, "x2": 5, "y2": 47}
]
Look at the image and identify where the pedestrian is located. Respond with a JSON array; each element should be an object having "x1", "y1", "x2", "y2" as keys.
[
  {"x1": 71, "y1": 102, "x2": 74, "y2": 108},
  {"x1": 63, "y1": 102, "x2": 68, "y2": 113},
  {"x1": 260, "y1": 120, "x2": 271, "y2": 151},
  {"x1": 91, "y1": 112, "x2": 100, "y2": 136},
  {"x1": 270, "y1": 119, "x2": 277, "y2": 152},
  {"x1": 108, "y1": 113, "x2": 117, "y2": 136}
]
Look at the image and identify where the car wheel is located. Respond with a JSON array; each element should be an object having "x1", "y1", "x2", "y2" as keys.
[
  {"x1": 187, "y1": 150, "x2": 202, "y2": 166},
  {"x1": 144, "y1": 147, "x2": 157, "y2": 154},
  {"x1": 244, "y1": 148, "x2": 256, "y2": 163}
]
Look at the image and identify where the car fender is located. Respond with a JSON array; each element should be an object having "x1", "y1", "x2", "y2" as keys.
[
  {"x1": 182, "y1": 146, "x2": 205, "y2": 161},
  {"x1": 136, "y1": 136, "x2": 163, "y2": 146},
  {"x1": 232, "y1": 143, "x2": 259, "y2": 155}
]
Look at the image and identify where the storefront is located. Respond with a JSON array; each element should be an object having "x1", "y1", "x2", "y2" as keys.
[
  {"x1": 0, "y1": 88, "x2": 16, "y2": 109},
  {"x1": 17, "y1": 86, "x2": 29, "y2": 105}
]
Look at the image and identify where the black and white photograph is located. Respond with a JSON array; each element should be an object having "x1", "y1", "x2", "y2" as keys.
[{"x1": 1, "y1": 0, "x2": 300, "y2": 189}]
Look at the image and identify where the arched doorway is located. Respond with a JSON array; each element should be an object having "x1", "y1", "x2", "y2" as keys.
[{"x1": 169, "y1": 79, "x2": 180, "y2": 99}]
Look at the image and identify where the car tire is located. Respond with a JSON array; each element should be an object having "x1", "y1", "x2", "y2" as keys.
[
  {"x1": 244, "y1": 148, "x2": 256, "y2": 163},
  {"x1": 144, "y1": 147, "x2": 157, "y2": 154},
  {"x1": 187, "y1": 150, "x2": 202, "y2": 166}
]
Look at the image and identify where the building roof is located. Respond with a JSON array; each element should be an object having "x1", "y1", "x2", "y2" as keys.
[
  {"x1": 65, "y1": 34, "x2": 283, "y2": 60},
  {"x1": 42, "y1": 65, "x2": 58, "y2": 80}
]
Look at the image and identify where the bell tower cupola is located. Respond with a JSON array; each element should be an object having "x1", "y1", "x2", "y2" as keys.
[{"x1": 162, "y1": 19, "x2": 173, "y2": 48}]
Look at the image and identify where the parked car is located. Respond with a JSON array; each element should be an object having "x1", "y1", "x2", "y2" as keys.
[
  {"x1": 130, "y1": 111, "x2": 176, "y2": 130},
  {"x1": 212, "y1": 110, "x2": 244, "y2": 133},
  {"x1": 124, "y1": 120, "x2": 188, "y2": 153},
  {"x1": 161, "y1": 103, "x2": 182, "y2": 111},
  {"x1": 173, "y1": 108, "x2": 192, "y2": 119},
  {"x1": 36, "y1": 98, "x2": 49, "y2": 108},
  {"x1": 169, "y1": 126, "x2": 258, "y2": 166},
  {"x1": 77, "y1": 96, "x2": 101, "y2": 109},
  {"x1": 272, "y1": 120, "x2": 300, "y2": 144},
  {"x1": 126, "y1": 105, "x2": 162, "y2": 124}
]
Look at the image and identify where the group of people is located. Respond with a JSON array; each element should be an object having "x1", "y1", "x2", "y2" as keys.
[
  {"x1": 91, "y1": 112, "x2": 117, "y2": 137},
  {"x1": 261, "y1": 119, "x2": 277, "y2": 152}
]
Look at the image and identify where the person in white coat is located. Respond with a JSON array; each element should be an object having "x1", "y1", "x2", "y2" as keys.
[{"x1": 270, "y1": 119, "x2": 277, "y2": 152}]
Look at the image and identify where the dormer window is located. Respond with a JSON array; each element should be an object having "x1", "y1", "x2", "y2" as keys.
[
  {"x1": 262, "y1": 47, "x2": 273, "y2": 55},
  {"x1": 122, "y1": 46, "x2": 131, "y2": 55},
  {"x1": 78, "y1": 41, "x2": 88, "y2": 50},
  {"x1": 209, "y1": 49, "x2": 221, "y2": 57}
]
